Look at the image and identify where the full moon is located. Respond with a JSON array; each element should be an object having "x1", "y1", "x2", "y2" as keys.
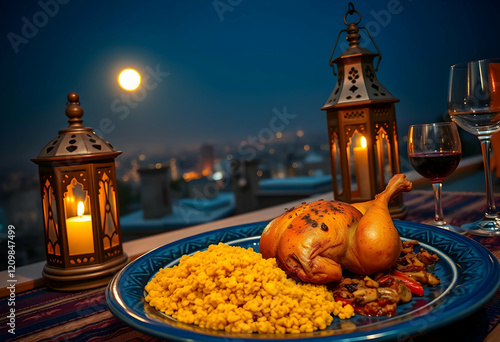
[{"x1": 118, "y1": 69, "x2": 141, "y2": 91}]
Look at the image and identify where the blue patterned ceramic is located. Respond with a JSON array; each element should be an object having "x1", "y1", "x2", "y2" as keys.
[{"x1": 106, "y1": 220, "x2": 500, "y2": 341}]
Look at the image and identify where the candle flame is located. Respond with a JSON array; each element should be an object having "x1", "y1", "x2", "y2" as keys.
[
  {"x1": 360, "y1": 136, "x2": 367, "y2": 148},
  {"x1": 77, "y1": 201, "x2": 84, "y2": 217}
]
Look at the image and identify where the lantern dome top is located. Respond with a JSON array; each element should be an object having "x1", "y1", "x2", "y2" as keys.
[
  {"x1": 33, "y1": 92, "x2": 121, "y2": 162},
  {"x1": 322, "y1": 3, "x2": 398, "y2": 109}
]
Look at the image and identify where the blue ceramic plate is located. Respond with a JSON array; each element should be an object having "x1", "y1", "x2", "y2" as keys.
[{"x1": 106, "y1": 220, "x2": 500, "y2": 341}]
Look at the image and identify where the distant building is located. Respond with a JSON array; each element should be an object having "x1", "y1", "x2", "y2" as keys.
[
  {"x1": 169, "y1": 158, "x2": 179, "y2": 181},
  {"x1": 303, "y1": 150, "x2": 330, "y2": 176},
  {"x1": 231, "y1": 159, "x2": 333, "y2": 214},
  {"x1": 137, "y1": 165, "x2": 172, "y2": 219},
  {"x1": 199, "y1": 143, "x2": 214, "y2": 176}
]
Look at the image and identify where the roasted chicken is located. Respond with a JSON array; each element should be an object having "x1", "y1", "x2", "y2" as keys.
[{"x1": 259, "y1": 174, "x2": 412, "y2": 284}]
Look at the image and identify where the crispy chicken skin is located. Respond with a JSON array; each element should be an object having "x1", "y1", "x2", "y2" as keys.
[{"x1": 259, "y1": 174, "x2": 413, "y2": 284}]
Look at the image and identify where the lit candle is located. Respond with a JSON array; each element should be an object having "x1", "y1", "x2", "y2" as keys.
[
  {"x1": 66, "y1": 201, "x2": 94, "y2": 255},
  {"x1": 354, "y1": 136, "x2": 371, "y2": 198}
]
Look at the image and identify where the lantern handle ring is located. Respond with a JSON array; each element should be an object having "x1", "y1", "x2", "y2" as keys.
[{"x1": 343, "y1": 3, "x2": 361, "y2": 25}]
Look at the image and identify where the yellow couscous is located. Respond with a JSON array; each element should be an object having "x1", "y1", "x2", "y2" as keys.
[{"x1": 145, "y1": 243, "x2": 354, "y2": 334}]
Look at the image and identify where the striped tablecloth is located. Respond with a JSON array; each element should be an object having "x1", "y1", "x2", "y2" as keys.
[{"x1": 1, "y1": 191, "x2": 499, "y2": 342}]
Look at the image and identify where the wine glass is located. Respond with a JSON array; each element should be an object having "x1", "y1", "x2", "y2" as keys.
[
  {"x1": 408, "y1": 123, "x2": 465, "y2": 234},
  {"x1": 448, "y1": 58, "x2": 500, "y2": 236}
]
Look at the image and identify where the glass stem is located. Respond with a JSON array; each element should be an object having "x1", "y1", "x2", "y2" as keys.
[
  {"x1": 479, "y1": 137, "x2": 497, "y2": 218},
  {"x1": 432, "y1": 182, "x2": 445, "y2": 226}
]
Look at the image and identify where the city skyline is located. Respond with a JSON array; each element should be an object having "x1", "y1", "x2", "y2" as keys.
[{"x1": 2, "y1": 0, "x2": 500, "y2": 181}]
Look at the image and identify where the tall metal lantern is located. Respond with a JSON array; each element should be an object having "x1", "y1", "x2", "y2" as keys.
[
  {"x1": 32, "y1": 92, "x2": 128, "y2": 291},
  {"x1": 322, "y1": 3, "x2": 406, "y2": 217}
]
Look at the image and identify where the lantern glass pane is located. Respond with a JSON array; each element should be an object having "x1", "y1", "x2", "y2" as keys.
[
  {"x1": 331, "y1": 132, "x2": 342, "y2": 195},
  {"x1": 64, "y1": 176, "x2": 95, "y2": 256},
  {"x1": 98, "y1": 170, "x2": 120, "y2": 250},
  {"x1": 375, "y1": 129, "x2": 392, "y2": 189},
  {"x1": 42, "y1": 177, "x2": 60, "y2": 256},
  {"x1": 347, "y1": 132, "x2": 356, "y2": 194}
]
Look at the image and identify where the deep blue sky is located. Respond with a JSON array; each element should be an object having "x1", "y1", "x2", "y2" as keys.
[{"x1": 1, "y1": 0, "x2": 500, "y2": 176}]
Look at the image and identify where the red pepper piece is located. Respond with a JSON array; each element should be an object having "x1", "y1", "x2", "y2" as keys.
[
  {"x1": 392, "y1": 270, "x2": 425, "y2": 296},
  {"x1": 334, "y1": 296, "x2": 354, "y2": 306}
]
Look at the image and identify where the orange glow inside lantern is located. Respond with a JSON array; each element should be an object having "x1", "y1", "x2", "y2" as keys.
[{"x1": 64, "y1": 180, "x2": 94, "y2": 256}]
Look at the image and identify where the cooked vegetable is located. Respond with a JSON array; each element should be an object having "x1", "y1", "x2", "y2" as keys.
[
  {"x1": 397, "y1": 282, "x2": 412, "y2": 303},
  {"x1": 332, "y1": 241, "x2": 440, "y2": 317},
  {"x1": 353, "y1": 288, "x2": 378, "y2": 305},
  {"x1": 376, "y1": 287, "x2": 399, "y2": 303},
  {"x1": 392, "y1": 270, "x2": 424, "y2": 296},
  {"x1": 363, "y1": 276, "x2": 379, "y2": 288}
]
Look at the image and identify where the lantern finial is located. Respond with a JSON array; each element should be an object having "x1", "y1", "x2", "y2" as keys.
[
  {"x1": 64, "y1": 92, "x2": 85, "y2": 130},
  {"x1": 344, "y1": 3, "x2": 362, "y2": 48}
]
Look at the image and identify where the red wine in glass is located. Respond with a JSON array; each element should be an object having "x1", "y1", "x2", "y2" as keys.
[
  {"x1": 408, "y1": 122, "x2": 464, "y2": 233},
  {"x1": 409, "y1": 151, "x2": 462, "y2": 183}
]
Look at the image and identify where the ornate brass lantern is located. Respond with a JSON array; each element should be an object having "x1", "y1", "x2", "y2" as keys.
[
  {"x1": 32, "y1": 92, "x2": 128, "y2": 290},
  {"x1": 321, "y1": 3, "x2": 406, "y2": 217}
]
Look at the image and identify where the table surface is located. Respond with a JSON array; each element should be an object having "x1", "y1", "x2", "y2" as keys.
[{"x1": 1, "y1": 190, "x2": 500, "y2": 342}]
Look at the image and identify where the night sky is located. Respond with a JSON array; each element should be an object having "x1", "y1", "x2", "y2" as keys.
[{"x1": 1, "y1": 0, "x2": 500, "y2": 177}]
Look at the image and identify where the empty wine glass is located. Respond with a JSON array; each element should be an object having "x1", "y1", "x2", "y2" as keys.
[
  {"x1": 408, "y1": 123, "x2": 465, "y2": 234},
  {"x1": 448, "y1": 58, "x2": 500, "y2": 236}
]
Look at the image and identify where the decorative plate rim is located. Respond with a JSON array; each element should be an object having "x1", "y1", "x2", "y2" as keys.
[{"x1": 106, "y1": 220, "x2": 500, "y2": 342}]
